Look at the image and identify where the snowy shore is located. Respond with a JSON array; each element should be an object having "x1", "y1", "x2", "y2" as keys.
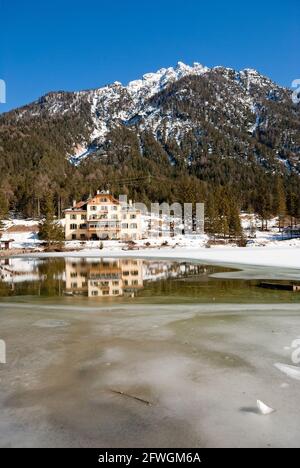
[
  {"x1": 2, "y1": 216, "x2": 300, "y2": 271},
  {"x1": 14, "y1": 246, "x2": 300, "y2": 272}
]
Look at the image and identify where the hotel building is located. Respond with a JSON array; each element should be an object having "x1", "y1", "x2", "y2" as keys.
[{"x1": 64, "y1": 191, "x2": 142, "y2": 241}]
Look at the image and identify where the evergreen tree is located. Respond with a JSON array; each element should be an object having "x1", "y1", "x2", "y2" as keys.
[
  {"x1": 228, "y1": 202, "x2": 242, "y2": 238},
  {"x1": 255, "y1": 186, "x2": 273, "y2": 231},
  {"x1": 38, "y1": 194, "x2": 64, "y2": 245},
  {"x1": 274, "y1": 177, "x2": 286, "y2": 229},
  {"x1": 0, "y1": 218, "x2": 4, "y2": 240},
  {"x1": 0, "y1": 192, "x2": 8, "y2": 239},
  {"x1": 205, "y1": 193, "x2": 218, "y2": 237},
  {"x1": 217, "y1": 189, "x2": 231, "y2": 239}
]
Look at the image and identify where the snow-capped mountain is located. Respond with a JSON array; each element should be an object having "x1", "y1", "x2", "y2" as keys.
[
  {"x1": 64, "y1": 62, "x2": 292, "y2": 165},
  {"x1": 87, "y1": 62, "x2": 208, "y2": 139},
  {"x1": 1, "y1": 61, "x2": 299, "y2": 174}
]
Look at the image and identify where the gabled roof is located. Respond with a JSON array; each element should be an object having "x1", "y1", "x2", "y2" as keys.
[
  {"x1": 75, "y1": 201, "x2": 88, "y2": 209},
  {"x1": 64, "y1": 192, "x2": 121, "y2": 213},
  {"x1": 89, "y1": 193, "x2": 120, "y2": 205},
  {"x1": 64, "y1": 200, "x2": 88, "y2": 213}
]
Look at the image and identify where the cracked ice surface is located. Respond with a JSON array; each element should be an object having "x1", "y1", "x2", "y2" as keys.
[{"x1": 0, "y1": 301, "x2": 300, "y2": 447}]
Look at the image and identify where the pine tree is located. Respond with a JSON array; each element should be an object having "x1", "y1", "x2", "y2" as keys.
[
  {"x1": 205, "y1": 193, "x2": 218, "y2": 238},
  {"x1": 0, "y1": 192, "x2": 8, "y2": 240},
  {"x1": 218, "y1": 189, "x2": 231, "y2": 239},
  {"x1": 38, "y1": 194, "x2": 64, "y2": 245},
  {"x1": 229, "y1": 202, "x2": 242, "y2": 238},
  {"x1": 255, "y1": 186, "x2": 272, "y2": 231},
  {"x1": 274, "y1": 177, "x2": 286, "y2": 230},
  {"x1": 0, "y1": 218, "x2": 4, "y2": 240}
]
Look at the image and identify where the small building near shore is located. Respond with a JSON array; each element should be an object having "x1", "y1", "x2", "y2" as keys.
[{"x1": 0, "y1": 239, "x2": 15, "y2": 250}]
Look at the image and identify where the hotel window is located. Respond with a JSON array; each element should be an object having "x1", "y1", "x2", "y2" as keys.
[
  {"x1": 70, "y1": 224, "x2": 77, "y2": 230},
  {"x1": 113, "y1": 290, "x2": 120, "y2": 295},
  {"x1": 122, "y1": 223, "x2": 129, "y2": 229},
  {"x1": 130, "y1": 215, "x2": 136, "y2": 219},
  {"x1": 71, "y1": 272, "x2": 77, "y2": 278},
  {"x1": 81, "y1": 214, "x2": 87, "y2": 220},
  {"x1": 130, "y1": 223, "x2": 138, "y2": 229},
  {"x1": 90, "y1": 206, "x2": 97, "y2": 211},
  {"x1": 91, "y1": 291, "x2": 98, "y2": 296},
  {"x1": 71, "y1": 214, "x2": 77, "y2": 220},
  {"x1": 71, "y1": 282, "x2": 77, "y2": 288}
]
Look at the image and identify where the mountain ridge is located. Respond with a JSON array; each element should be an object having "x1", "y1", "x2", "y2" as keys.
[
  {"x1": 0, "y1": 61, "x2": 299, "y2": 219},
  {"x1": 4, "y1": 61, "x2": 294, "y2": 165}
]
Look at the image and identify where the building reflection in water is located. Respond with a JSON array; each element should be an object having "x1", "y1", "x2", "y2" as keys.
[
  {"x1": 0, "y1": 257, "x2": 210, "y2": 299},
  {"x1": 64, "y1": 259, "x2": 208, "y2": 298},
  {"x1": 65, "y1": 259, "x2": 144, "y2": 298}
]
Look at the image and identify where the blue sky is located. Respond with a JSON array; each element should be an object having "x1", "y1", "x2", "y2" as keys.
[{"x1": 0, "y1": 0, "x2": 299, "y2": 112}]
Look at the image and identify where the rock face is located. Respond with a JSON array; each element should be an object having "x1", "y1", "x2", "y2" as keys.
[{"x1": 0, "y1": 61, "x2": 299, "y2": 175}]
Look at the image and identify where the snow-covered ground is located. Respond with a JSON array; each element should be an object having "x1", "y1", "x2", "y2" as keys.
[
  {"x1": 1, "y1": 219, "x2": 42, "y2": 249},
  {"x1": 24, "y1": 246, "x2": 300, "y2": 272},
  {"x1": 2, "y1": 215, "x2": 300, "y2": 270},
  {"x1": 240, "y1": 213, "x2": 299, "y2": 247}
]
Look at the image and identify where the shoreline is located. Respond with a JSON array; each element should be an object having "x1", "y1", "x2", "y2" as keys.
[{"x1": 5, "y1": 245, "x2": 300, "y2": 275}]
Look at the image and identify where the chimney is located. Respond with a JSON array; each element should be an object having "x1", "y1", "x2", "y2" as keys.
[{"x1": 73, "y1": 200, "x2": 77, "y2": 208}]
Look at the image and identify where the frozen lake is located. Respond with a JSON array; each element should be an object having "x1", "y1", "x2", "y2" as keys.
[{"x1": 0, "y1": 257, "x2": 300, "y2": 447}]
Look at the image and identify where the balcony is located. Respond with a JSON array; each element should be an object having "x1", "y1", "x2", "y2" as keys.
[
  {"x1": 88, "y1": 222, "x2": 121, "y2": 231},
  {"x1": 89, "y1": 215, "x2": 109, "y2": 221},
  {"x1": 89, "y1": 209, "x2": 109, "y2": 216}
]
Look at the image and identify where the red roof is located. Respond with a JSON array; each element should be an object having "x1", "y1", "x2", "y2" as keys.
[
  {"x1": 64, "y1": 193, "x2": 121, "y2": 213},
  {"x1": 75, "y1": 201, "x2": 88, "y2": 208},
  {"x1": 89, "y1": 194, "x2": 120, "y2": 205}
]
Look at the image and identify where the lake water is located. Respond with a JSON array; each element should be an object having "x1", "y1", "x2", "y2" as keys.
[
  {"x1": 0, "y1": 257, "x2": 300, "y2": 447},
  {"x1": 1, "y1": 257, "x2": 300, "y2": 304}
]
